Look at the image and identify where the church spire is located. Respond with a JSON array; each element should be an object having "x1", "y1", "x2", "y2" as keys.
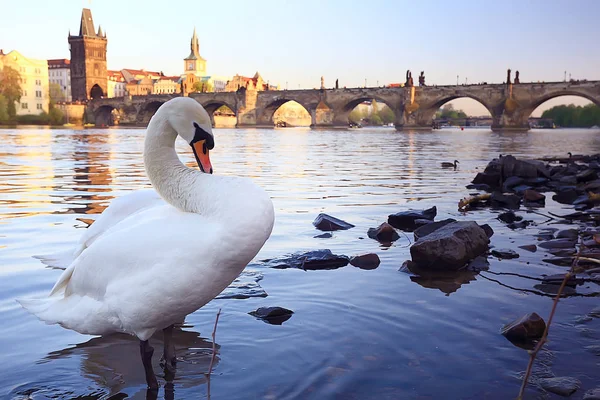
[
  {"x1": 79, "y1": 8, "x2": 96, "y2": 36},
  {"x1": 185, "y1": 27, "x2": 203, "y2": 61},
  {"x1": 97, "y1": 25, "x2": 103, "y2": 37}
]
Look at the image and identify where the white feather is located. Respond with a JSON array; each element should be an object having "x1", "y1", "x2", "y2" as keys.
[{"x1": 19, "y1": 97, "x2": 275, "y2": 341}]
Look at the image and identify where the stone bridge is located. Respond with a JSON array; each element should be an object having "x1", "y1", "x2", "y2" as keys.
[{"x1": 87, "y1": 80, "x2": 600, "y2": 131}]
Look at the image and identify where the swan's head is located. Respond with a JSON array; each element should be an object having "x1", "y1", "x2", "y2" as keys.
[{"x1": 161, "y1": 97, "x2": 215, "y2": 174}]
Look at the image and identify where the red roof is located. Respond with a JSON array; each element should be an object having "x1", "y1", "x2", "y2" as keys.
[
  {"x1": 48, "y1": 59, "x2": 70, "y2": 67},
  {"x1": 123, "y1": 68, "x2": 161, "y2": 77}
]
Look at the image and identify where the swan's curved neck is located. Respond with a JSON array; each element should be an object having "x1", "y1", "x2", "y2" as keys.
[{"x1": 143, "y1": 115, "x2": 202, "y2": 212}]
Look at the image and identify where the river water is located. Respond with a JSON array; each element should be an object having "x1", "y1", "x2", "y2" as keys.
[{"x1": 1, "y1": 126, "x2": 599, "y2": 400}]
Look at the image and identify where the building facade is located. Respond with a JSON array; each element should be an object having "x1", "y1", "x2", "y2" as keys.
[
  {"x1": 152, "y1": 77, "x2": 180, "y2": 94},
  {"x1": 107, "y1": 70, "x2": 126, "y2": 98},
  {"x1": 0, "y1": 49, "x2": 49, "y2": 115},
  {"x1": 68, "y1": 8, "x2": 107, "y2": 101},
  {"x1": 225, "y1": 72, "x2": 278, "y2": 92},
  {"x1": 47, "y1": 59, "x2": 71, "y2": 102}
]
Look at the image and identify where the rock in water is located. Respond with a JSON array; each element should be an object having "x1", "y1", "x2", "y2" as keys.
[
  {"x1": 249, "y1": 307, "x2": 294, "y2": 325},
  {"x1": 413, "y1": 218, "x2": 457, "y2": 241},
  {"x1": 538, "y1": 377, "x2": 581, "y2": 397},
  {"x1": 498, "y1": 211, "x2": 522, "y2": 223},
  {"x1": 501, "y1": 312, "x2": 546, "y2": 341},
  {"x1": 367, "y1": 222, "x2": 400, "y2": 242},
  {"x1": 388, "y1": 206, "x2": 437, "y2": 231},
  {"x1": 263, "y1": 249, "x2": 349, "y2": 270},
  {"x1": 490, "y1": 192, "x2": 521, "y2": 209},
  {"x1": 349, "y1": 253, "x2": 380, "y2": 270},
  {"x1": 409, "y1": 221, "x2": 489, "y2": 270},
  {"x1": 523, "y1": 189, "x2": 546, "y2": 203},
  {"x1": 312, "y1": 213, "x2": 355, "y2": 231},
  {"x1": 584, "y1": 388, "x2": 600, "y2": 400},
  {"x1": 491, "y1": 249, "x2": 520, "y2": 259}
]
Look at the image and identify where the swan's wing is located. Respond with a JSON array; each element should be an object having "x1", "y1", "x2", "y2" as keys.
[{"x1": 34, "y1": 189, "x2": 164, "y2": 269}]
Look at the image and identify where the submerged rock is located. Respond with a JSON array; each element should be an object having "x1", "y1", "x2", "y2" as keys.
[
  {"x1": 388, "y1": 206, "x2": 437, "y2": 231},
  {"x1": 523, "y1": 189, "x2": 546, "y2": 204},
  {"x1": 349, "y1": 253, "x2": 380, "y2": 270},
  {"x1": 216, "y1": 270, "x2": 268, "y2": 300},
  {"x1": 498, "y1": 211, "x2": 522, "y2": 223},
  {"x1": 263, "y1": 249, "x2": 349, "y2": 270},
  {"x1": 490, "y1": 192, "x2": 521, "y2": 209},
  {"x1": 314, "y1": 232, "x2": 333, "y2": 239},
  {"x1": 501, "y1": 312, "x2": 546, "y2": 341},
  {"x1": 538, "y1": 377, "x2": 581, "y2": 397},
  {"x1": 249, "y1": 306, "x2": 294, "y2": 325},
  {"x1": 538, "y1": 239, "x2": 577, "y2": 250},
  {"x1": 467, "y1": 256, "x2": 490, "y2": 272},
  {"x1": 556, "y1": 229, "x2": 579, "y2": 240},
  {"x1": 584, "y1": 388, "x2": 600, "y2": 400},
  {"x1": 541, "y1": 273, "x2": 579, "y2": 287},
  {"x1": 410, "y1": 221, "x2": 489, "y2": 270},
  {"x1": 312, "y1": 213, "x2": 355, "y2": 231},
  {"x1": 413, "y1": 218, "x2": 456, "y2": 241},
  {"x1": 479, "y1": 224, "x2": 494, "y2": 238},
  {"x1": 491, "y1": 249, "x2": 520, "y2": 259},
  {"x1": 553, "y1": 189, "x2": 580, "y2": 205},
  {"x1": 519, "y1": 244, "x2": 537, "y2": 252},
  {"x1": 367, "y1": 222, "x2": 399, "y2": 243}
]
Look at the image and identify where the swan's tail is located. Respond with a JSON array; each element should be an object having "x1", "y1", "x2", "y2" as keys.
[
  {"x1": 17, "y1": 295, "x2": 115, "y2": 335},
  {"x1": 33, "y1": 250, "x2": 75, "y2": 270},
  {"x1": 17, "y1": 297, "x2": 62, "y2": 325}
]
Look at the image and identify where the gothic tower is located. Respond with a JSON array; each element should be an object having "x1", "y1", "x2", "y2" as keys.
[
  {"x1": 68, "y1": 8, "x2": 107, "y2": 101},
  {"x1": 183, "y1": 28, "x2": 206, "y2": 76}
]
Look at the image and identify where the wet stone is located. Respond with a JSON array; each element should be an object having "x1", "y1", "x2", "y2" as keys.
[
  {"x1": 538, "y1": 377, "x2": 581, "y2": 397},
  {"x1": 523, "y1": 189, "x2": 546, "y2": 203},
  {"x1": 466, "y1": 183, "x2": 492, "y2": 191},
  {"x1": 491, "y1": 249, "x2": 519, "y2": 259},
  {"x1": 263, "y1": 249, "x2": 349, "y2": 270},
  {"x1": 498, "y1": 211, "x2": 522, "y2": 223},
  {"x1": 467, "y1": 256, "x2": 490, "y2": 272},
  {"x1": 349, "y1": 253, "x2": 380, "y2": 270},
  {"x1": 312, "y1": 213, "x2": 355, "y2": 231},
  {"x1": 502, "y1": 176, "x2": 524, "y2": 192},
  {"x1": 507, "y1": 220, "x2": 532, "y2": 230},
  {"x1": 584, "y1": 388, "x2": 600, "y2": 400},
  {"x1": 512, "y1": 184, "x2": 533, "y2": 195},
  {"x1": 519, "y1": 244, "x2": 537, "y2": 252},
  {"x1": 524, "y1": 177, "x2": 548, "y2": 186},
  {"x1": 553, "y1": 189, "x2": 580, "y2": 205},
  {"x1": 314, "y1": 232, "x2": 333, "y2": 238},
  {"x1": 413, "y1": 218, "x2": 456, "y2": 241},
  {"x1": 249, "y1": 307, "x2": 294, "y2": 325},
  {"x1": 577, "y1": 169, "x2": 598, "y2": 183},
  {"x1": 559, "y1": 175, "x2": 578, "y2": 185},
  {"x1": 367, "y1": 222, "x2": 399, "y2": 243},
  {"x1": 501, "y1": 312, "x2": 546, "y2": 341},
  {"x1": 541, "y1": 273, "x2": 578, "y2": 287},
  {"x1": 410, "y1": 221, "x2": 489, "y2": 270},
  {"x1": 479, "y1": 223, "x2": 494, "y2": 238},
  {"x1": 388, "y1": 206, "x2": 437, "y2": 232},
  {"x1": 556, "y1": 229, "x2": 579, "y2": 240},
  {"x1": 472, "y1": 172, "x2": 500, "y2": 188},
  {"x1": 538, "y1": 239, "x2": 577, "y2": 250},
  {"x1": 490, "y1": 192, "x2": 521, "y2": 209}
]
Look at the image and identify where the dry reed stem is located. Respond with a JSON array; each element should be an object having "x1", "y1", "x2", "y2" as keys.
[
  {"x1": 208, "y1": 308, "x2": 221, "y2": 376},
  {"x1": 517, "y1": 237, "x2": 583, "y2": 399}
]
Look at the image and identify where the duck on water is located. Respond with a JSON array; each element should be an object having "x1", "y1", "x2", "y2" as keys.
[
  {"x1": 441, "y1": 160, "x2": 459, "y2": 169},
  {"x1": 17, "y1": 97, "x2": 275, "y2": 389}
]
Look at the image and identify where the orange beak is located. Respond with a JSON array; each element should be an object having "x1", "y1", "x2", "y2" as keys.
[{"x1": 191, "y1": 140, "x2": 213, "y2": 174}]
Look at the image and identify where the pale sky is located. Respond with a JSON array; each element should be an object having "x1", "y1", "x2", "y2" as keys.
[{"x1": 2, "y1": 0, "x2": 598, "y2": 116}]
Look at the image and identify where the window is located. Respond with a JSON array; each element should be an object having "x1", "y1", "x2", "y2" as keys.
[
  {"x1": 36, "y1": 104, "x2": 43, "y2": 110},
  {"x1": 21, "y1": 103, "x2": 28, "y2": 109},
  {"x1": 35, "y1": 90, "x2": 42, "y2": 98}
]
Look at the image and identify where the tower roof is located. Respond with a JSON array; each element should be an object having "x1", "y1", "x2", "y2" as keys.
[
  {"x1": 79, "y1": 8, "x2": 96, "y2": 36},
  {"x1": 185, "y1": 27, "x2": 205, "y2": 61},
  {"x1": 97, "y1": 25, "x2": 103, "y2": 37}
]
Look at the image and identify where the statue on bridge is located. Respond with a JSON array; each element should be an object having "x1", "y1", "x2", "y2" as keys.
[
  {"x1": 418, "y1": 71, "x2": 426, "y2": 86},
  {"x1": 335, "y1": 79, "x2": 339, "y2": 89},
  {"x1": 321, "y1": 76, "x2": 325, "y2": 90},
  {"x1": 506, "y1": 68, "x2": 512, "y2": 85},
  {"x1": 405, "y1": 70, "x2": 414, "y2": 87},
  {"x1": 514, "y1": 70, "x2": 520, "y2": 84}
]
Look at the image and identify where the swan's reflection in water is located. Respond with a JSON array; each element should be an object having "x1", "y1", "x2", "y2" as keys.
[{"x1": 41, "y1": 327, "x2": 219, "y2": 399}]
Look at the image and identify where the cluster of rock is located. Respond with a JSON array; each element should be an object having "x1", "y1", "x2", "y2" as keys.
[{"x1": 468, "y1": 154, "x2": 600, "y2": 210}]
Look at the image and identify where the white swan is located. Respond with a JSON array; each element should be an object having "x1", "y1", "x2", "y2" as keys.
[{"x1": 18, "y1": 97, "x2": 275, "y2": 389}]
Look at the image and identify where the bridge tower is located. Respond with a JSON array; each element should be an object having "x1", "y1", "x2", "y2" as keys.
[{"x1": 68, "y1": 8, "x2": 108, "y2": 101}]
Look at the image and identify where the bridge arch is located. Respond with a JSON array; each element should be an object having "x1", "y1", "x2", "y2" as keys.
[
  {"x1": 415, "y1": 95, "x2": 494, "y2": 127},
  {"x1": 527, "y1": 93, "x2": 600, "y2": 128},
  {"x1": 94, "y1": 105, "x2": 117, "y2": 126},
  {"x1": 337, "y1": 96, "x2": 398, "y2": 128},
  {"x1": 258, "y1": 98, "x2": 314, "y2": 127},
  {"x1": 201, "y1": 101, "x2": 237, "y2": 127},
  {"x1": 137, "y1": 101, "x2": 165, "y2": 125}
]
